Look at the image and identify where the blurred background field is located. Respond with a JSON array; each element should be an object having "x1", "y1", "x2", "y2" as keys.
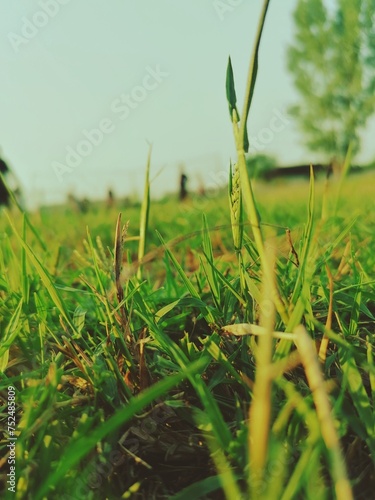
[{"x1": 3, "y1": 168, "x2": 375, "y2": 261}]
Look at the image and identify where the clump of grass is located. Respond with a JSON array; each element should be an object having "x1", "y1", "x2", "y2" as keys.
[{"x1": 1, "y1": 170, "x2": 375, "y2": 498}]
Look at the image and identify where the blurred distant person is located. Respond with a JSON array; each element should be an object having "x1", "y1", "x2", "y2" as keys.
[
  {"x1": 107, "y1": 188, "x2": 115, "y2": 209},
  {"x1": 0, "y1": 154, "x2": 24, "y2": 209},
  {"x1": 179, "y1": 173, "x2": 188, "y2": 201},
  {"x1": 0, "y1": 156, "x2": 10, "y2": 206}
]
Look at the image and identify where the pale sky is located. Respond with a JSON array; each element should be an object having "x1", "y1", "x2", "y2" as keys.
[{"x1": 1, "y1": 0, "x2": 374, "y2": 208}]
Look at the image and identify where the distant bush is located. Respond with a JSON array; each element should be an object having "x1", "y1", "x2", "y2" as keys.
[{"x1": 246, "y1": 153, "x2": 277, "y2": 179}]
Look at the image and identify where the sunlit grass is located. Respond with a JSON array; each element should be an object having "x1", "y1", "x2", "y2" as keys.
[
  {"x1": 1, "y1": 168, "x2": 374, "y2": 498},
  {"x1": 1, "y1": 1, "x2": 375, "y2": 496}
]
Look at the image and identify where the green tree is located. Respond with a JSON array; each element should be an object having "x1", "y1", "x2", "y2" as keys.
[{"x1": 288, "y1": 0, "x2": 375, "y2": 166}]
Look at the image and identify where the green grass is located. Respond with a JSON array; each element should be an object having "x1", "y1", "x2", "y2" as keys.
[{"x1": 0, "y1": 172, "x2": 375, "y2": 499}]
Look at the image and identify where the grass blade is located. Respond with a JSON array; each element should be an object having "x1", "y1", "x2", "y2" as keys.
[
  {"x1": 137, "y1": 144, "x2": 152, "y2": 279},
  {"x1": 294, "y1": 325, "x2": 353, "y2": 500},
  {"x1": 338, "y1": 345, "x2": 375, "y2": 462},
  {"x1": 5, "y1": 211, "x2": 73, "y2": 331},
  {"x1": 0, "y1": 299, "x2": 23, "y2": 371},
  {"x1": 169, "y1": 475, "x2": 222, "y2": 500},
  {"x1": 239, "y1": 0, "x2": 271, "y2": 149},
  {"x1": 156, "y1": 231, "x2": 216, "y2": 324}
]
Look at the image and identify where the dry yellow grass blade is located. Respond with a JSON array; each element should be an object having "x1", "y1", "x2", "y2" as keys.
[
  {"x1": 248, "y1": 246, "x2": 275, "y2": 495},
  {"x1": 318, "y1": 264, "x2": 334, "y2": 363},
  {"x1": 222, "y1": 323, "x2": 296, "y2": 340},
  {"x1": 294, "y1": 324, "x2": 353, "y2": 500},
  {"x1": 114, "y1": 213, "x2": 132, "y2": 344}
]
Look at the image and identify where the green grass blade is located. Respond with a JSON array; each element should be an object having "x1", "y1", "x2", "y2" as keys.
[
  {"x1": 200, "y1": 214, "x2": 221, "y2": 308},
  {"x1": 137, "y1": 144, "x2": 151, "y2": 279},
  {"x1": 339, "y1": 346, "x2": 375, "y2": 461},
  {"x1": 239, "y1": 0, "x2": 271, "y2": 149},
  {"x1": 5, "y1": 212, "x2": 73, "y2": 331},
  {"x1": 0, "y1": 299, "x2": 23, "y2": 371},
  {"x1": 193, "y1": 407, "x2": 242, "y2": 500},
  {"x1": 276, "y1": 168, "x2": 316, "y2": 357},
  {"x1": 349, "y1": 277, "x2": 362, "y2": 337},
  {"x1": 21, "y1": 215, "x2": 29, "y2": 304},
  {"x1": 200, "y1": 333, "x2": 243, "y2": 385},
  {"x1": 156, "y1": 231, "x2": 216, "y2": 324},
  {"x1": 367, "y1": 336, "x2": 375, "y2": 419},
  {"x1": 226, "y1": 56, "x2": 238, "y2": 121},
  {"x1": 169, "y1": 475, "x2": 222, "y2": 500},
  {"x1": 155, "y1": 296, "x2": 210, "y2": 324},
  {"x1": 290, "y1": 166, "x2": 315, "y2": 308}
]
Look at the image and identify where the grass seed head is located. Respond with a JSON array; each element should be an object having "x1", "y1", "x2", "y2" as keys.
[{"x1": 229, "y1": 161, "x2": 243, "y2": 251}]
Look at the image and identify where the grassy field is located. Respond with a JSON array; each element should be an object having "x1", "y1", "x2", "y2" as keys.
[
  {"x1": 0, "y1": 169, "x2": 375, "y2": 499},
  {"x1": 2, "y1": 2, "x2": 375, "y2": 496}
]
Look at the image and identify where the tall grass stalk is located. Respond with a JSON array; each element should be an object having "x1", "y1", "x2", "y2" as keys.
[
  {"x1": 226, "y1": 0, "x2": 288, "y2": 325},
  {"x1": 229, "y1": 161, "x2": 245, "y2": 293},
  {"x1": 226, "y1": 0, "x2": 268, "y2": 260},
  {"x1": 294, "y1": 325, "x2": 353, "y2": 500},
  {"x1": 5, "y1": 211, "x2": 74, "y2": 333},
  {"x1": 248, "y1": 246, "x2": 275, "y2": 496},
  {"x1": 137, "y1": 144, "x2": 152, "y2": 279}
]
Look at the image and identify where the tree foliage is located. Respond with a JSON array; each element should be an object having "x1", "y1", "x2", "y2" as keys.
[{"x1": 288, "y1": 0, "x2": 375, "y2": 164}]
